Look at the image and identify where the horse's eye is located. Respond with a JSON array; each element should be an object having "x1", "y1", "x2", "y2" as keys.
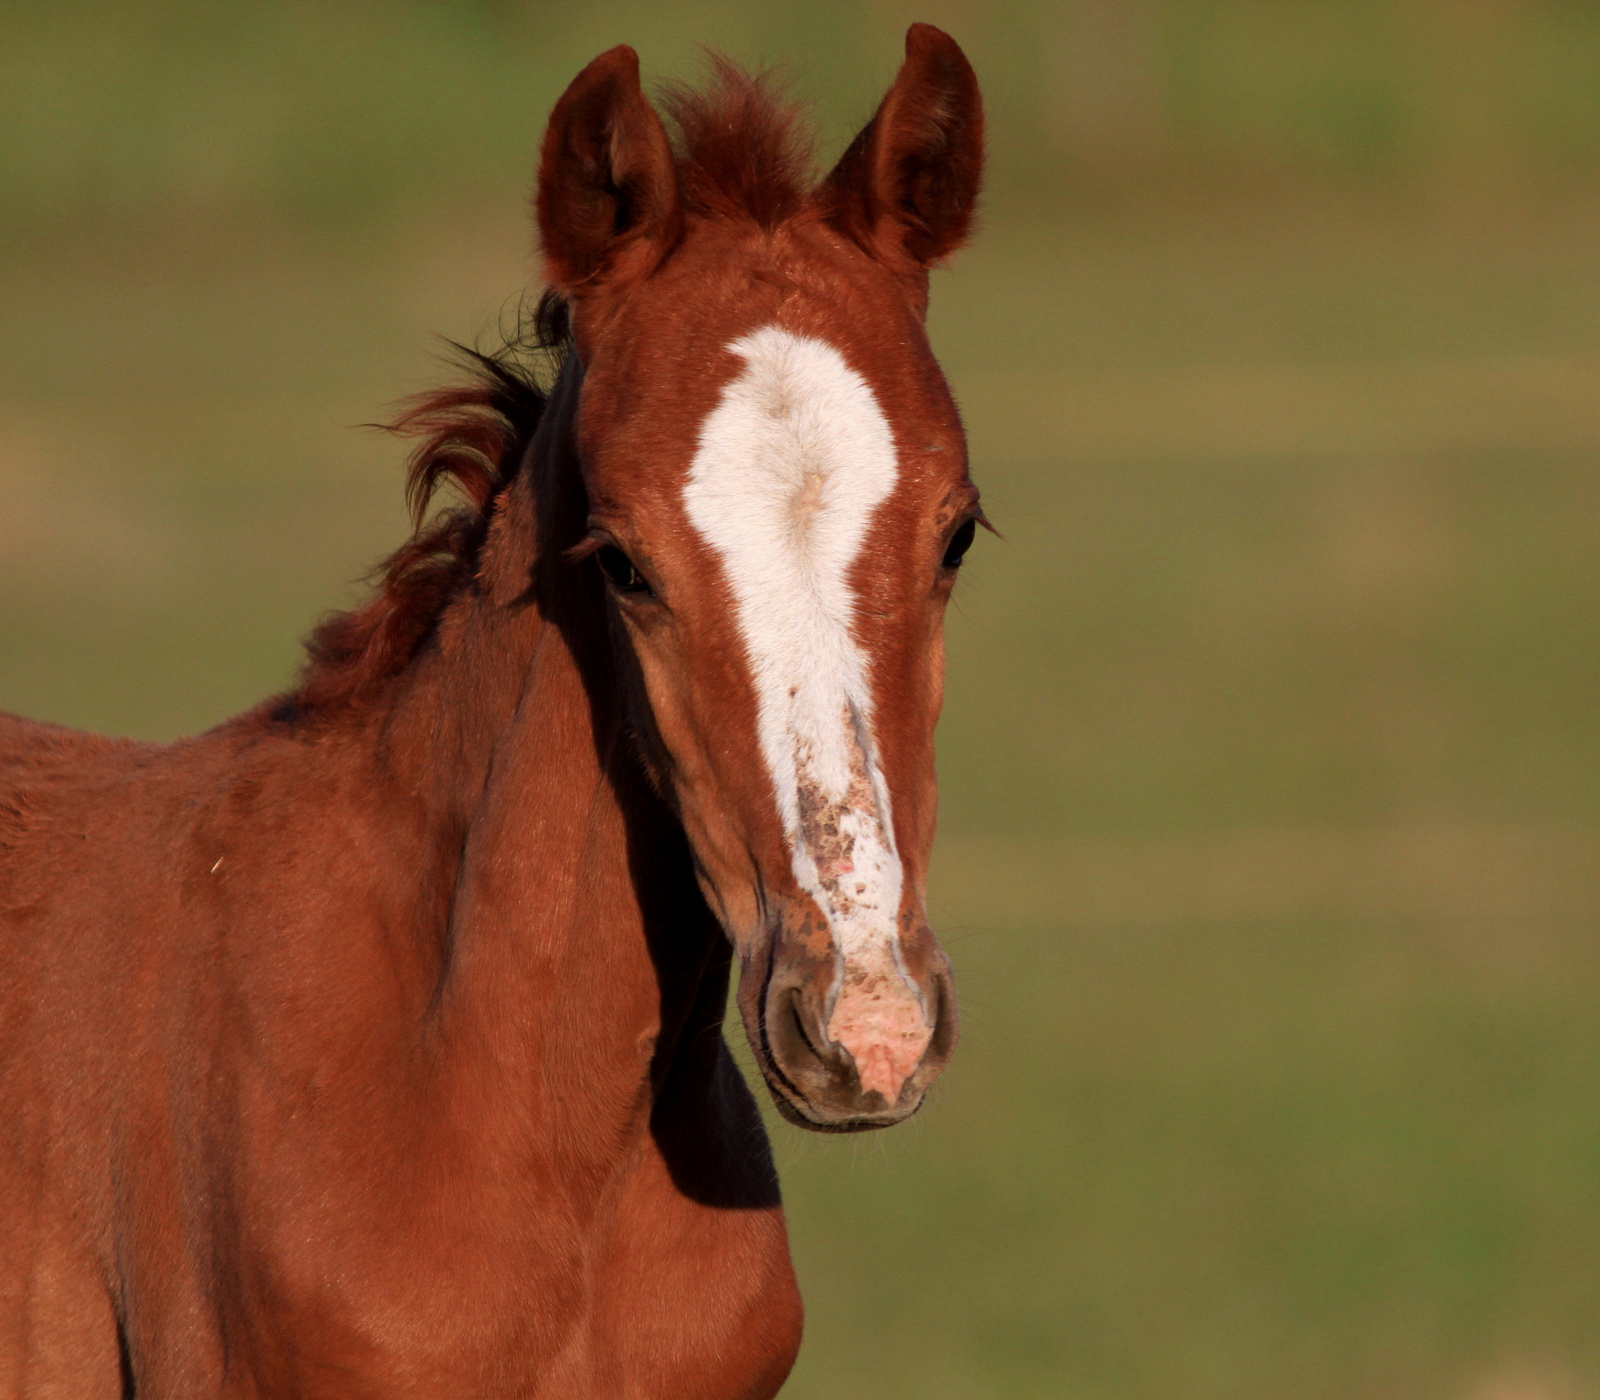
[
  {"x1": 596, "y1": 544, "x2": 651, "y2": 595},
  {"x1": 942, "y1": 519, "x2": 977, "y2": 570}
]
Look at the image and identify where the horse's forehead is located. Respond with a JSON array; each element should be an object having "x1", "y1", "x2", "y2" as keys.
[
  {"x1": 583, "y1": 306, "x2": 963, "y2": 513},
  {"x1": 684, "y1": 325, "x2": 903, "y2": 522}
]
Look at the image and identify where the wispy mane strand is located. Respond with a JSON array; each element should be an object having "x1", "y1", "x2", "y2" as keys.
[{"x1": 294, "y1": 292, "x2": 570, "y2": 713}]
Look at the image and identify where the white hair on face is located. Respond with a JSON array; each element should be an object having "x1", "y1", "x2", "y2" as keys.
[{"x1": 682, "y1": 327, "x2": 903, "y2": 957}]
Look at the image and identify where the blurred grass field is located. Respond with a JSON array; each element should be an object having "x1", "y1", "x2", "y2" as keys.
[{"x1": 4, "y1": 4, "x2": 1600, "y2": 1398}]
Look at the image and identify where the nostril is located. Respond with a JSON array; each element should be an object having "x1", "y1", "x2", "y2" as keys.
[
  {"x1": 787, "y1": 995, "x2": 823, "y2": 1063},
  {"x1": 761, "y1": 980, "x2": 842, "y2": 1106},
  {"x1": 925, "y1": 958, "x2": 960, "y2": 1063}
]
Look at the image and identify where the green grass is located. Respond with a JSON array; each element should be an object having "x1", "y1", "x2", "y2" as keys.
[
  {"x1": 4, "y1": 8, "x2": 1600, "y2": 1395},
  {"x1": 776, "y1": 907, "x2": 1600, "y2": 1400},
  {"x1": 11, "y1": 1, "x2": 1600, "y2": 241}
]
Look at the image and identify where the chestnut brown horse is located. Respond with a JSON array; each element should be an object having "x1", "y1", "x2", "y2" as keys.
[{"x1": 0, "y1": 25, "x2": 983, "y2": 1399}]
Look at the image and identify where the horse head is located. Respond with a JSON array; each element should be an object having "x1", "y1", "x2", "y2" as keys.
[{"x1": 538, "y1": 27, "x2": 984, "y2": 1131}]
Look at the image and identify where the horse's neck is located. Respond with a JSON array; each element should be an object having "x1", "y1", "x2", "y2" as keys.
[{"x1": 368, "y1": 375, "x2": 715, "y2": 1152}]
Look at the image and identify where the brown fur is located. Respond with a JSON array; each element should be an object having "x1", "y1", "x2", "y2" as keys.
[
  {"x1": 658, "y1": 58, "x2": 813, "y2": 229},
  {"x1": 0, "y1": 27, "x2": 983, "y2": 1398}
]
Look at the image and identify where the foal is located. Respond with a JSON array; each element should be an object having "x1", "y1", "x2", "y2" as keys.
[{"x1": 0, "y1": 25, "x2": 984, "y2": 1398}]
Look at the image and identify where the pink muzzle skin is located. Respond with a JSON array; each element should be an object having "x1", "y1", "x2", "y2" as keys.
[{"x1": 825, "y1": 945, "x2": 933, "y2": 1105}]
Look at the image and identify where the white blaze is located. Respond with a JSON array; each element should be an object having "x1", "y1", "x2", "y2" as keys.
[{"x1": 682, "y1": 327, "x2": 904, "y2": 958}]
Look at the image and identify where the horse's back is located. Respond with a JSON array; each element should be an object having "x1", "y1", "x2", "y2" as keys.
[
  {"x1": 0, "y1": 705, "x2": 198, "y2": 1118},
  {"x1": 0, "y1": 708, "x2": 149, "y2": 905},
  {"x1": 0, "y1": 708, "x2": 138, "y2": 788},
  {"x1": 0, "y1": 705, "x2": 155, "y2": 1088}
]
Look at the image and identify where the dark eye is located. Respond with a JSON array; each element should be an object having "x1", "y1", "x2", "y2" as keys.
[
  {"x1": 942, "y1": 518, "x2": 977, "y2": 570},
  {"x1": 596, "y1": 544, "x2": 651, "y2": 595}
]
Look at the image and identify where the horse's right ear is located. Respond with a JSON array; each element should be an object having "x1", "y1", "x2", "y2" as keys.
[{"x1": 536, "y1": 46, "x2": 679, "y2": 295}]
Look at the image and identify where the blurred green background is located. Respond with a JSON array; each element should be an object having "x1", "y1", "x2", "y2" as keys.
[{"x1": 3, "y1": 2, "x2": 1599, "y2": 1396}]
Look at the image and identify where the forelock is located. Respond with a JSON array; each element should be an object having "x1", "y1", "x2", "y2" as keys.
[{"x1": 656, "y1": 55, "x2": 814, "y2": 230}]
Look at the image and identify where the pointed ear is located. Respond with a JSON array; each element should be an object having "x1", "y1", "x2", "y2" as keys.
[
  {"x1": 536, "y1": 46, "x2": 679, "y2": 295},
  {"x1": 819, "y1": 24, "x2": 984, "y2": 271}
]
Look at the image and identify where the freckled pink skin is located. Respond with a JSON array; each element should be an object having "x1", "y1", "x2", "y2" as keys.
[{"x1": 824, "y1": 947, "x2": 932, "y2": 1105}]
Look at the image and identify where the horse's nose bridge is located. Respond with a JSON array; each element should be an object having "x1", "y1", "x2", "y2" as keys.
[{"x1": 787, "y1": 710, "x2": 903, "y2": 919}]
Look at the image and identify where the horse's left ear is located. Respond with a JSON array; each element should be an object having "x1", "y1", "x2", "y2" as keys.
[
  {"x1": 818, "y1": 24, "x2": 984, "y2": 274},
  {"x1": 536, "y1": 45, "x2": 680, "y2": 295}
]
